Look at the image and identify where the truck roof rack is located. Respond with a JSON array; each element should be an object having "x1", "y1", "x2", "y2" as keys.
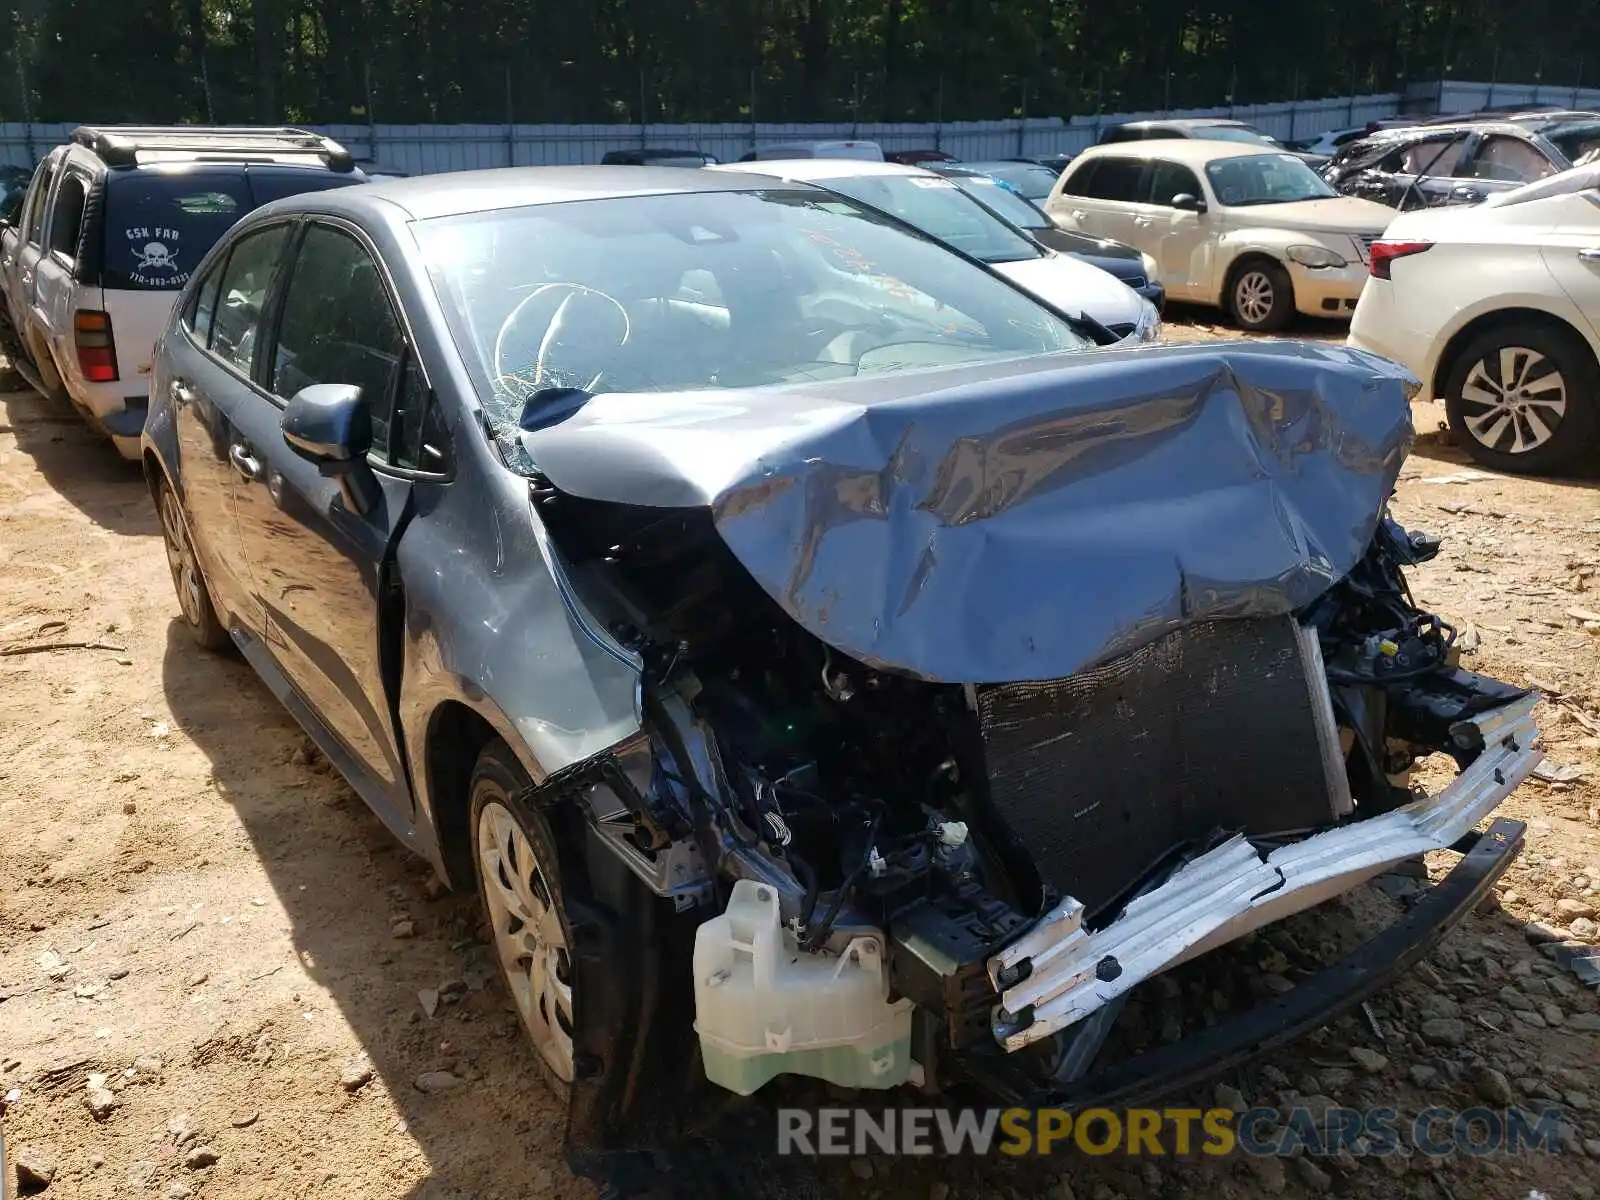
[{"x1": 69, "y1": 126, "x2": 355, "y2": 173}]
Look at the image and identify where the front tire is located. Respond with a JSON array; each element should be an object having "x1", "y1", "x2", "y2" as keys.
[
  {"x1": 1443, "y1": 323, "x2": 1600, "y2": 474},
  {"x1": 470, "y1": 739, "x2": 576, "y2": 1097},
  {"x1": 1227, "y1": 258, "x2": 1295, "y2": 332},
  {"x1": 156, "y1": 477, "x2": 231, "y2": 653}
]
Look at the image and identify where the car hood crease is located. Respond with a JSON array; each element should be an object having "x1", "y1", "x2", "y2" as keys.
[{"x1": 520, "y1": 342, "x2": 1416, "y2": 683}]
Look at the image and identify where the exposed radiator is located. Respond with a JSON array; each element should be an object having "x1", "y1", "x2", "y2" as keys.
[{"x1": 975, "y1": 617, "x2": 1350, "y2": 919}]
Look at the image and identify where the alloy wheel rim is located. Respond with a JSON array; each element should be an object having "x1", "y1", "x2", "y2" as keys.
[
  {"x1": 477, "y1": 799, "x2": 575, "y2": 1082},
  {"x1": 159, "y1": 490, "x2": 204, "y2": 626},
  {"x1": 1460, "y1": 346, "x2": 1567, "y2": 455},
  {"x1": 1235, "y1": 271, "x2": 1274, "y2": 325}
]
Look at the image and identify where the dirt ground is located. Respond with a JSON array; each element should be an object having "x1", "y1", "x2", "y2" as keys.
[{"x1": 3, "y1": 313, "x2": 1600, "y2": 1200}]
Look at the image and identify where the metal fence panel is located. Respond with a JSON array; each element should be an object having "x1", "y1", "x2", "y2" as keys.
[{"x1": 0, "y1": 81, "x2": 1575, "y2": 173}]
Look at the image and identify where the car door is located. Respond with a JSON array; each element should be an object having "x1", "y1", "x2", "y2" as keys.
[
  {"x1": 226, "y1": 219, "x2": 422, "y2": 825},
  {"x1": 33, "y1": 165, "x2": 93, "y2": 382},
  {"x1": 0, "y1": 166, "x2": 39, "y2": 327},
  {"x1": 159, "y1": 220, "x2": 298, "y2": 638},
  {"x1": 1543, "y1": 189, "x2": 1600, "y2": 346},
  {"x1": 1140, "y1": 160, "x2": 1213, "y2": 302},
  {"x1": 8, "y1": 153, "x2": 61, "y2": 352},
  {"x1": 1051, "y1": 155, "x2": 1147, "y2": 244}
]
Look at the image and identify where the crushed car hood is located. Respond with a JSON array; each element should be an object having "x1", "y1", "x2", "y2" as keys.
[{"x1": 520, "y1": 341, "x2": 1416, "y2": 683}]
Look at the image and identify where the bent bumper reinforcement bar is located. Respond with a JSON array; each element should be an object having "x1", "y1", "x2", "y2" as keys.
[
  {"x1": 989, "y1": 694, "x2": 1541, "y2": 1054},
  {"x1": 956, "y1": 814, "x2": 1527, "y2": 1109}
]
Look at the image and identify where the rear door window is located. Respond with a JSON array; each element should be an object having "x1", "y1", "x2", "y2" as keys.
[
  {"x1": 209, "y1": 224, "x2": 292, "y2": 375},
  {"x1": 103, "y1": 170, "x2": 251, "y2": 291},
  {"x1": 1466, "y1": 135, "x2": 1559, "y2": 183},
  {"x1": 22, "y1": 160, "x2": 59, "y2": 247},
  {"x1": 1078, "y1": 157, "x2": 1148, "y2": 202},
  {"x1": 46, "y1": 174, "x2": 89, "y2": 262}
]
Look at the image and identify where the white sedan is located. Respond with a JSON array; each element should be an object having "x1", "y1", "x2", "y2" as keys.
[
  {"x1": 1349, "y1": 164, "x2": 1600, "y2": 473},
  {"x1": 711, "y1": 159, "x2": 1161, "y2": 343}
]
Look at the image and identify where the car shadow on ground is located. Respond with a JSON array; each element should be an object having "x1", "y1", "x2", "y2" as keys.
[
  {"x1": 0, "y1": 385, "x2": 153, "y2": 536},
  {"x1": 157, "y1": 617, "x2": 851, "y2": 1199},
  {"x1": 1160, "y1": 302, "x2": 1350, "y2": 342},
  {"x1": 1408, "y1": 410, "x2": 1600, "y2": 488},
  {"x1": 158, "y1": 618, "x2": 585, "y2": 1200}
]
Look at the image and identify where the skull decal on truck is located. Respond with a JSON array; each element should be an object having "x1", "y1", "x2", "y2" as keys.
[{"x1": 134, "y1": 241, "x2": 179, "y2": 271}]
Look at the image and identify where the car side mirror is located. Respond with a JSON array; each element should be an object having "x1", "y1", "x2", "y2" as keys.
[
  {"x1": 282, "y1": 383, "x2": 381, "y2": 515},
  {"x1": 1170, "y1": 192, "x2": 1207, "y2": 213}
]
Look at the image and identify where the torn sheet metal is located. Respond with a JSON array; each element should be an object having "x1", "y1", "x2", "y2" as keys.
[{"x1": 521, "y1": 340, "x2": 1416, "y2": 683}]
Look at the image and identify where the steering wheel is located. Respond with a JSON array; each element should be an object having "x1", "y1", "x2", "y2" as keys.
[{"x1": 492, "y1": 282, "x2": 630, "y2": 399}]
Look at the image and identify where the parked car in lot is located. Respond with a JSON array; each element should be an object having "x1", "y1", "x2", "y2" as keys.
[
  {"x1": 712, "y1": 158, "x2": 1160, "y2": 340},
  {"x1": 931, "y1": 163, "x2": 1165, "y2": 310},
  {"x1": 938, "y1": 158, "x2": 1063, "y2": 201},
  {"x1": 738, "y1": 139, "x2": 884, "y2": 162},
  {"x1": 1349, "y1": 163, "x2": 1600, "y2": 473},
  {"x1": 1099, "y1": 118, "x2": 1329, "y2": 167},
  {"x1": 0, "y1": 125, "x2": 362, "y2": 456},
  {"x1": 1283, "y1": 124, "x2": 1376, "y2": 158},
  {"x1": 355, "y1": 160, "x2": 411, "y2": 180},
  {"x1": 600, "y1": 148, "x2": 718, "y2": 167},
  {"x1": 0, "y1": 164, "x2": 32, "y2": 224},
  {"x1": 1519, "y1": 115, "x2": 1600, "y2": 166},
  {"x1": 1046, "y1": 140, "x2": 1393, "y2": 330},
  {"x1": 143, "y1": 163, "x2": 1538, "y2": 1177},
  {"x1": 883, "y1": 148, "x2": 957, "y2": 166},
  {"x1": 1025, "y1": 152, "x2": 1076, "y2": 174},
  {"x1": 1323, "y1": 121, "x2": 1570, "y2": 209}
]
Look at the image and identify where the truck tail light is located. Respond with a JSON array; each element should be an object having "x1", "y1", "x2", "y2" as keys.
[
  {"x1": 1369, "y1": 240, "x2": 1433, "y2": 280},
  {"x1": 74, "y1": 309, "x2": 119, "y2": 383}
]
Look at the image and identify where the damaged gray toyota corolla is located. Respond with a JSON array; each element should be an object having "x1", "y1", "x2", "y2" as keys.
[{"x1": 140, "y1": 167, "x2": 1538, "y2": 1185}]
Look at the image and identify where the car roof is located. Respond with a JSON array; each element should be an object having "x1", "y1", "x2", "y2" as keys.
[
  {"x1": 1070, "y1": 139, "x2": 1289, "y2": 166},
  {"x1": 710, "y1": 159, "x2": 936, "y2": 182},
  {"x1": 1115, "y1": 118, "x2": 1254, "y2": 130},
  {"x1": 957, "y1": 159, "x2": 1055, "y2": 172},
  {"x1": 287, "y1": 164, "x2": 792, "y2": 222},
  {"x1": 1362, "y1": 119, "x2": 1532, "y2": 141},
  {"x1": 68, "y1": 124, "x2": 354, "y2": 172}
]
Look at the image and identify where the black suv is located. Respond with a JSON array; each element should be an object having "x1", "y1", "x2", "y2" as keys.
[{"x1": 1323, "y1": 121, "x2": 1572, "y2": 209}]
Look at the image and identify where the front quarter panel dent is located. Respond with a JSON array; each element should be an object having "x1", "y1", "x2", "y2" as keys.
[{"x1": 397, "y1": 449, "x2": 643, "y2": 880}]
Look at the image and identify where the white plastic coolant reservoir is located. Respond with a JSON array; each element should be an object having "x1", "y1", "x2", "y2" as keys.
[{"x1": 692, "y1": 878, "x2": 915, "y2": 1096}]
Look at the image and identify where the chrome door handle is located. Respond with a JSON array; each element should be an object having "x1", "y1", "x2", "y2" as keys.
[
  {"x1": 1579, "y1": 248, "x2": 1600, "y2": 263},
  {"x1": 1133, "y1": 217, "x2": 1153, "y2": 227},
  {"x1": 1070, "y1": 209, "x2": 1088, "y2": 220},
  {"x1": 169, "y1": 379, "x2": 195, "y2": 406},
  {"x1": 228, "y1": 442, "x2": 263, "y2": 481}
]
